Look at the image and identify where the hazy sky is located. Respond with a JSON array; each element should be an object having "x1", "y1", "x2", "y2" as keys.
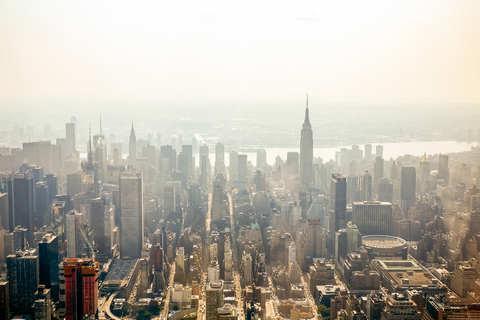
[{"x1": 1, "y1": 0, "x2": 480, "y2": 110}]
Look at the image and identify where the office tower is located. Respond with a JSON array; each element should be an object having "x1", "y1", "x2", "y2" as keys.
[
  {"x1": 91, "y1": 194, "x2": 114, "y2": 260},
  {"x1": 390, "y1": 161, "x2": 398, "y2": 181},
  {"x1": 63, "y1": 258, "x2": 99, "y2": 320},
  {"x1": 307, "y1": 218, "x2": 325, "y2": 258},
  {"x1": 373, "y1": 156, "x2": 384, "y2": 194},
  {"x1": 346, "y1": 222, "x2": 359, "y2": 253},
  {"x1": 215, "y1": 142, "x2": 225, "y2": 175},
  {"x1": 347, "y1": 176, "x2": 359, "y2": 205},
  {"x1": 335, "y1": 229, "x2": 347, "y2": 263},
  {"x1": 35, "y1": 181, "x2": 49, "y2": 229},
  {"x1": 364, "y1": 144, "x2": 372, "y2": 160},
  {"x1": 378, "y1": 178, "x2": 393, "y2": 203},
  {"x1": 66, "y1": 172, "x2": 83, "y2": 199},
  {"x1": 229, "y1": 151, "x2": 238, "y2": 172},
  {"x1": 34, "y1": 285, "x2": 53, "y2": 320},
  {"x1": 286, "y1": 152, "x2": 299, "y2": 175},
  {"x1": 375, "y1": 145, "x2": 383, "y2": 158},
  {"x1": 66, "y1": 122, "x2": 76, "y2": 156},
  {"x1": 0, "y1": 193, "x2": 9, "y2": 231},
  {"x1": 181, "y1": 145, "x2": 193, "y2": 175},
  {"x1": 7, "y1": 172, "x2": 34, "y2": 244},
  {"x1": 438, "y1": 154, "x2": 449, "y2": 184},
  {"x1": 164, "y1": 185, "x2": 176, "y2": 216},
  {"x1": 451, "y1": 262, "x2": 476, "y2": 298},
  {"x1": 187, "y1": 184, "x2": 202, "y2": 207},
  {"x1": 7, "y1": 251, "x2": 39, "y2": 315},
  {"x1": 160, "y1": 145, "x2": 175, "y2": 174},
  {"x1": 129, "y1": 123, "x2": 137, "y2": 166},
  {"x1": 381, "y1": 294, "x2": 421, "y2": 320},
  {"x1": 401, "y1": 167, "x2": 416, "y2": 215},
  {"x1": 66, "y1": 211, "x2": 84, "y2": 258},
  {"x1": 256, "y1": 149, "x2": 267, "y2": 170},
  {"x1": 352, "y1": 201, "x2": 393, "y2": 235},
  {"x1": 39, "y1": 233, "x2": 59, "y2": 301},
  {"x1": 360, "y1": 171, "x2": 372, "y2": 201},
  {"x1": 211, "y1": 185, "x2": 223, "y2": 222},
  {"x1": 120, "y1": 173, "x2": 144, "y2": 259},
  {"x1": 300, "y1": 102, "x2": 314, "y2": 188},
  {"x1": 329, "y1": 174, "x2": 347, "y2": 246},
  {"x1": 44, "y1": 174, "x2": 58, "y2": 205},
  {"x1": 200, "y1": 155, "x2": 208, "y2": 191},
  {"x1": 206, "y1": 281, "x2": 224, "y2": 320},
  {"x1": 419, "y1": 153, "x2": 430, "y2": 193},
  {"x1": 0, "y1": 281, "x2": 8, "y2": 320},
  {"x1": 238, "y1": 154, "x2": 248, "y2": 191},
  {"x1": 199, "y1": 144, "x2": 210, "y2": 172}
]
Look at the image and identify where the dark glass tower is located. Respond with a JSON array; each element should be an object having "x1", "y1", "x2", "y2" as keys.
[{"x1": 39, "y1": 234, "x2": 59, "y2": 301}]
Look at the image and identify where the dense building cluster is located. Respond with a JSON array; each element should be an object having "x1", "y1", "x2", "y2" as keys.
[{"x1": 0, "y1": 107, "x2": 480, "y2": 320}]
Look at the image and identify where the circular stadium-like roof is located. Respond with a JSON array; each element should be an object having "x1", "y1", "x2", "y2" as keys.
[{"x1": 362, "y1": 235, "x2": 406, "y2": 249}]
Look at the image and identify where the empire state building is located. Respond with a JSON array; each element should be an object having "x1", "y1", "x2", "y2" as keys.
[{"x1": 300, "y1": 99, "x2": 313, "y2": 188}]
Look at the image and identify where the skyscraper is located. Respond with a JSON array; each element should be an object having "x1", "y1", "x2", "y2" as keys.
[
  {"x1": 39, "y1": 233, "x2": 59, "y2": 301},
  {"x1": 65, "y1": 122, "x2": 76, "y2": 156},
  {"x1": 129, "y1": 123, "x2": 137, "y2": 167},
  {"x1": 438, "y1": 154, "x2": 449, "y2": 184},
  {"x1": 300, "y1": 99, "x2": 313, "y2": 188},
  {"x1": 7, "y1": 172, "x2": 34, "y2": 244},
  {"x1": 7, "y1": 251, "x2": 39, "y2": 315},
  {"x1": 329, "y1": 173, "x2": 347, "y2": 247},
  {"x1": 373, "y1": 156, "x2": 384, "y2": 194},
  {"x1": 120, "y1": 172, "x2": 144, "y2": 259},
  {"x1": 360, "y1": 171, "x2": 372, "y2": 201},
  {"x1": 419, "y1": 153, "x2": 430, "y2": 193},
  {"x1": 238, "y1": 154, "x2": 248, "y2": 191},
  {"x1": 352, "y1": 201, "x2": 393, "y2": 235},
  {"x1": 401, "y1": 167, "x2": 416, "y2": 215},
  {"x1": 63, "y1": 258, "x2": 99, "y2": 320},
  {"x1": 286, "y1": 152, "x2": 299, "y2": 176}
]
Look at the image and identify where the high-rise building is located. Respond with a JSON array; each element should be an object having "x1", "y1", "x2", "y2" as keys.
[
  {"x1": 419, "y1": 153, "x2": 430, "y2": 193},
  {"x1": 39, "y1": 233, "x2": 59, "y2": 301},
  {"x1": 34, "y1": 285, "x2": 53, "y2": 320},
  {"x1": 373, "y1": 156, "x2": 384, "y2": 194},
  {"x1": 129, "y1": 123, "x2": 137, "y2": 166},
  {"x1": 347, "y1": 176, "x2": 359, "y2": 205},
  {"x1": 7, "y1": 172, "x2": 34, "y2": 244},
  {"x1": 364, "y1": 144, "x2": 372, "y2": 160},
  {"x1": 329, "y1": 174, "x2": 347, "y2": 247},
  {"x1": 256, "y1": 149, "x2": 267, "y2": 170},
  {"x1": 0, "y1": 281, "x2": 8, "y2": 320},
  {"x1": 7, "y1": 251, "x2": 39, "y2": 315},
  {"x1": 401, "y1": 167, "x2": 416, "y2": 215},
  {"x1": 352, "y1": 201, "x2": 393, "y2": 235},
  {"x1": 451, "y1": 262, "x2": 476, "y2": 298},
  {"x1": 206, "y1": 281, "x2": 224, "y2": 320},
  {"x1": 307, "y1": 218, "x2": 325, "y2": 259},
  {"x1": 120, "y1": 172, "x2": 144, "y2": 259},
  {"x1": 66, "y1": 122, "x2": 76, "y2": 156},
  {"x1": 35, "y1": 181, "x2": 49, "y2": 229},
  {"x1": 63, "y1": 258, "x2": 99, "y2": 320},
  {"x1": 229, "y1": 151, "x2": 238, "y2": 172},
  {"x1": 300, "y1": 102, "x2": 313, "y2": 188},
  {"x1": 438, "y1": 154, "x2": 449, "y2": 184},
  {"x1": 199, "y1": 145, "x2": 210, "y2": 173},
  {"x1": 0, "y1": 193, "x2": 9, "y2": 231},
  {"x1": 215, "y1": 143, "x2": 225, "y2": 175},
  {"x1": 360, "y1": 171, "x2": 372, "y2": 201},
  {"x1": 211, "y1": 185, "x2": 224, "y2": 222},
  {"x1": 375, "y1": 145, "x2": 383, "y2": 158},
  {"x1": 378, "y1": 178, "x2": 393, "y2": 203},
  {"x1": 44, "y1": 173, "x2": 58, "y2": 207},
  {"x1": 66, "y1": 171, "x2": 83, "y2": 199},
  {"x1": 286, "y1": 152, "x2": 299, "y2": 176},
  {"x1": 66, "y1": 211, "x2": 84, "y2": 258},
  {"x1": 238, "y1": 154, "x2": 248, "y2": 191},
  {"x1": 91, "y1": 193, "x2": 114, "y2": 260}
]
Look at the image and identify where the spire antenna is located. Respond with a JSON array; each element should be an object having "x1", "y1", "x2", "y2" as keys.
[{"x1": 306, "y1": 94, "x2": 309, "y2": 109}]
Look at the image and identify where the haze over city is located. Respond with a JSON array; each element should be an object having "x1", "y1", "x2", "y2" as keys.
[{"x1": 1, "y1": 1, "x2": 480, "y2": 320}]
